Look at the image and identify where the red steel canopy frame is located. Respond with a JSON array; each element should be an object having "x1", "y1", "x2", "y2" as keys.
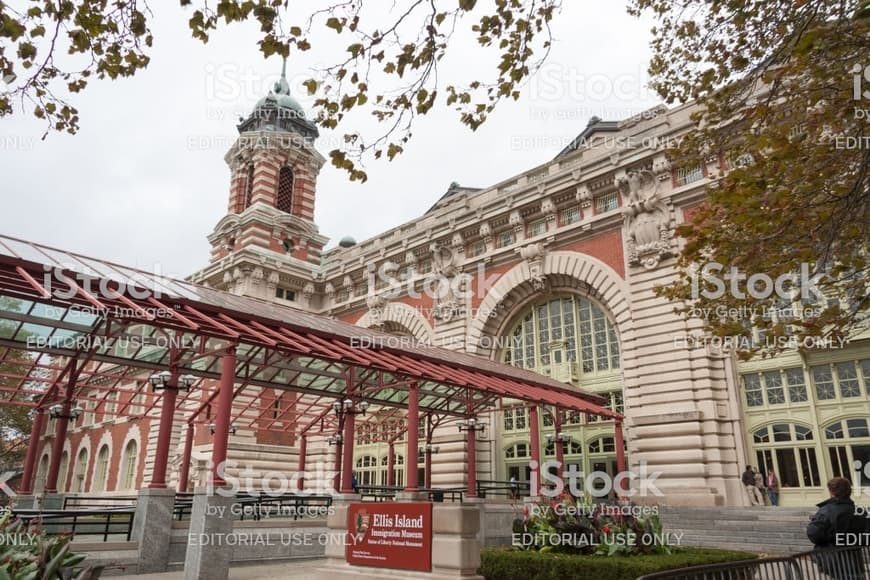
[{"x1": 0, "y1": 234, "x2": 624, "y2": 495}]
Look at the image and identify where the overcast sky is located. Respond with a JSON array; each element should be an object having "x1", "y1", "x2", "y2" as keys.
[{"x1": 1, "y1": 2, "x2": 660, "y2": 279}]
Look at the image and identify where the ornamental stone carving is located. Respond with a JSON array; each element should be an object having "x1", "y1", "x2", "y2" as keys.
[
  {"x1": 365, "y1": 294, "x2": 387, "y2": 327},
  {"x1": 519, "y1": 242, "x2": 548, "y2": 292},
  {"x1": 430, "y1": 243, "x2": 463, "y2": 321},
  {"x1": 619, "y1": 169, "x2": 673, "y2": 270},
  {"x1": 324, "y1": 282, "x2": 335, "y2": 301},
  {"x1": 576, "y1": 185, "x2": 592, "y2": 208},
  {"x1": 541, "y1": 197, "x2": 557, "y2": 224}
]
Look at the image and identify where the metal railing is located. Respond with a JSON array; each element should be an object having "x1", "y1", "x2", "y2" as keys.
[
  {"x1": 476, "y1": 479, "x2": 530, "y2": 499},
  {"x1": 13, "y1": 508, "x2": 136, "y2": 542},
  {"x1": 355, "y1": 486, "x2": 465, "y2": 503},
  {"x1": 63, "y1": 495, "x2": 138, "y2": 510},
  {"x1": 637, "y1": 545, "x2": 870, "y2": 580},
  {"x1": 173, "y1": 491, "x2": 333, "y2": 521}
]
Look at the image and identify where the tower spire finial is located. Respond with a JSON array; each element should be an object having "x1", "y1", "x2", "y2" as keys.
[{"x1": 274, "y1": 56, "x2": 290, "y2": 95}]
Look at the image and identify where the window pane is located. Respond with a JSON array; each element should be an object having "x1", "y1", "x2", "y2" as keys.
[
  {"x1": 744, "y1": 374, "x2": 763, "y2": 407},
  {"x1": 772, "y1": 424, "x2": 791, "y2": 442},
  {"x1": 794, "y1": 425, "x2": 813, "y2": 441},
  {"x1": 753, "y1": 427, "x2": 769, "y2": 443},
  {"x1": 837, "y1": 362, "x2": 861, "y2": 398},
  {"x1": 776, "y1": 448, "x2": 800, "y2": 487},
  {"x1": 785, "y1": 368, "x2": 808, "y2": 403},
  {"x1": 799, "y1": 448, "x2": 821, "y2": 487},
  {"x1": 825, "y1": 422, "x2": 844, "y2": 439},
  {"x1": 829, "y1": 446, "x2": 850, "y2": 480},
  {"x1": 763, "y1": 371, "x2": 785, "y2": 405},
  {"x1": 812, "y1": 366, "x2": 836, "y2": 400},
  {"x1": 847, "y1": 419, "x2": 869, "y2": 439}
]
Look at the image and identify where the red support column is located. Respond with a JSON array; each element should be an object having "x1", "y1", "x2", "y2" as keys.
[
  {"x1": 529, "y1": 405, "x2": 541, "y2": 495},
  {"x1": 150, "y1": 366, "x2": 179, "y2": 489},
  {"x1": 296, "y1": 435, "x2": 307, "y2": 492},
  {"x1": 340, "y1": 411, "x2": 356, "y2": 493},
  {"x1": 178, "y1": 423, "x2": 194, "y2": 492},
  {"x1": 387, "y1": 443, "x2": 395, "y2": 486},
  {"x1": 466, "y1": 424, "x2": 477, "y2": 498},
  {"x1": 45, "y1": 374, "x2": 77, "y2": 494},
  {"x1": 19, "y1": 408, "x2": 46, "y2": 495},
  {"x1": 404, "y1": 384, "x2": 419, "y2": 492},
  {"x1": 210, "y1": 347, "x2": 237, "y2": 487},
  {"x1": 614, "y1": 420, "x2": 627, "y2": 494},
  {"x1": 424, "y1": 439, "x2": 432, "y2": 489}
]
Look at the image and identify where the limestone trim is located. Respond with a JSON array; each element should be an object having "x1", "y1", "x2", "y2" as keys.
[{"x1": 356, "y1": 301, "x2": 435, "y2": 345}]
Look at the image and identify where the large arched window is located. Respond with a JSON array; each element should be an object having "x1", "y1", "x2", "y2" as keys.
[
  {"x1": 121, "y1": 440, "x2": 138, "y2": 490},
  {"x1": 752, "y1": 423, "x2": 820, "y2": 488},
  {"x1": 72, "y1": 448, "x2": 88, "y2": 492},
  {"x1": 355, "y1": 455, "x2": 378, "y2": 487},
  {"x1": 825, "y1": 418, "x2": 870, "y2": 486},
  {"x1": 276, "y1": 166, "x2": 294, "y2": 214},
  {"x1": 503, "y1": 296, "x2": 620, "y2": 379},
  {"x1": 92, "y1": 445, "x2": 110, "y2": 492}
]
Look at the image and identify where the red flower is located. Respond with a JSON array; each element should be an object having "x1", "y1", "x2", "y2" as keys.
[{"x1": 602, "y1": 526, "x2": 611, "y2": 533}]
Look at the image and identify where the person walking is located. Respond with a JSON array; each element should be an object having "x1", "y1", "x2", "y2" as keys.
[
  {"x1": 767, "y1": 471, "x2": 780, "y2": 506},
  {"x1": 807, "y1": 477, "x2": 870, "y2": 580},
  {"x1": 509, "y1": 476, "x2": 519, "y2": 499},
  {"x1": 742, "y1": 465, "x2": 763, "y2": 506}
]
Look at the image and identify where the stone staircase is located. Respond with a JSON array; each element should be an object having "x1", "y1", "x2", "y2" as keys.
[{"x1": 660, "y1": 506, "x2": 816, "y2": 555}]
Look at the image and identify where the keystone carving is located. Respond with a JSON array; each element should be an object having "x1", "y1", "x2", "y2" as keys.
[
  {"x1": 519, "y1": 242, "x2": 548, "y2": 292},
  {"x1": 619, "y1": 169, "x2": 673, "y2": 270},
  {"x1": 365, "y1": 294, "x2": 387, "y2": 328}
]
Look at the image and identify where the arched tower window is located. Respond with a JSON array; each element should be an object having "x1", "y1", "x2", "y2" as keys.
[
  {"x1": 276, "y1": 166, "x2": 295, "y2": 214},
  {"x1": 245, "y1": 164, "x2": 255, "y2": 209}
]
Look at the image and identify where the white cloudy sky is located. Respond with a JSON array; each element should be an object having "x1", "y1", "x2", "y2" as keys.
[{"x1": 1, "y1": 2, "x2": 660, "y2": 279}]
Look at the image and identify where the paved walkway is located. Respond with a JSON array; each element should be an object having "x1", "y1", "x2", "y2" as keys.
[{"x1": 104, "y1": 559, "x2": 325, "y2": 580}]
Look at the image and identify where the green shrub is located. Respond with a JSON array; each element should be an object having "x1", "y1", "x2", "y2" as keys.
[
  {"x1": 478, "y1": 547, "x2": 758, "y2": 580},
  {"x1": 0, "y1": 513, "x2": 101, "y2": 580},
  {"x1": 513, "y1": 496, "x2": 674, "y2": 556}
]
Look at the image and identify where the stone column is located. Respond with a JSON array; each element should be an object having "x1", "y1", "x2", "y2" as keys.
[
  {"x1": 132, "y1": 487, "x2": 176, "y2": 573},
  {"x1": 183, "y1": 488, "x2": 235, "y2": 580}
]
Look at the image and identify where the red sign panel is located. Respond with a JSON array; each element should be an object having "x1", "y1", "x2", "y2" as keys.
[{"x1": 346, "y1": 502, "x2": 433, "y2": 572}]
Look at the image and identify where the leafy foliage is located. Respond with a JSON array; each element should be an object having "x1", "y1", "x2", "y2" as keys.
[
  {"x1": 478, "y1": 546, "x2": 757, "y2": 580},
  {"x1": 1, "y1": 0, "x2": 557, "y2": 181},
  {"x1": 0, "y1": 513, "x2": 100, "y2": 579},
  {"x1": 629, "y1": 0, "x2": 870, "y2": 356}
]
